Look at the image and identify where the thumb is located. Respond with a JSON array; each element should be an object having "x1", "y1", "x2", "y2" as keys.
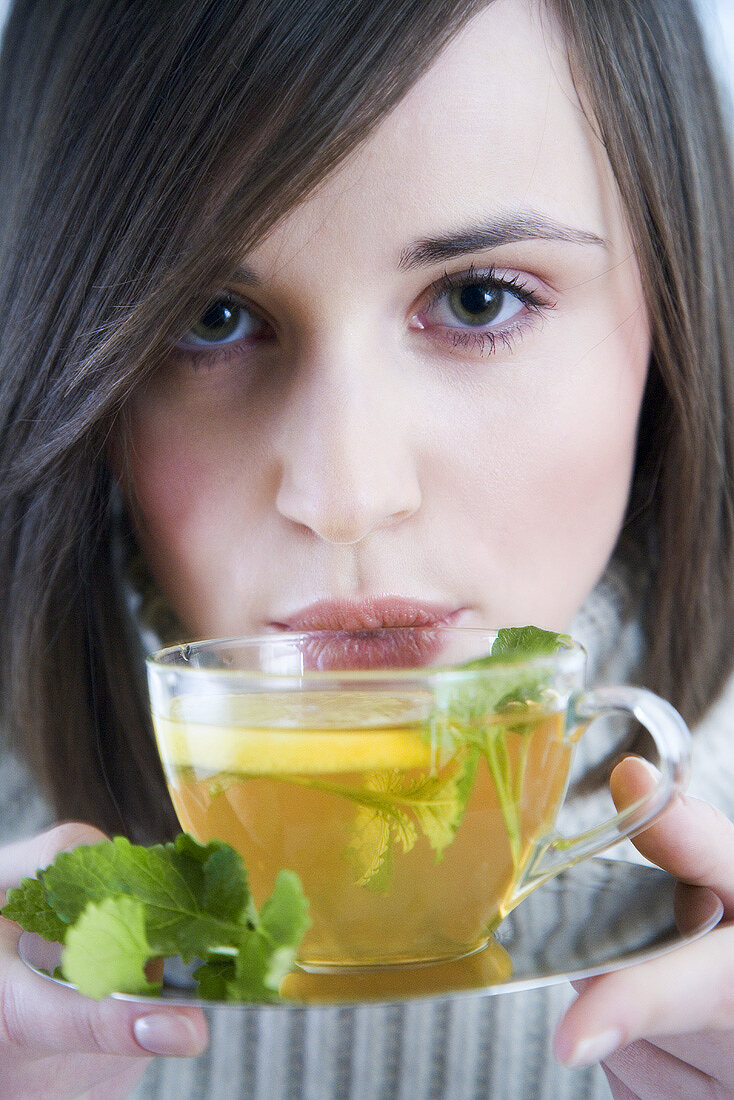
[
  {"x1": 611, "y1": 756, "x2": 734, "y2": 916},
  {"x1": 0, "y1": 822, "x2": 109, "y2": 897},
  {"x1": 0, "y1": 823, "x2": 208, "y2": 1059}
]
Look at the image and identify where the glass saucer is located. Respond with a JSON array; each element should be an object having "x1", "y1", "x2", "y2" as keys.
[{"x1": 18, "y1": 857, "x2": 722, "y2": 1008}]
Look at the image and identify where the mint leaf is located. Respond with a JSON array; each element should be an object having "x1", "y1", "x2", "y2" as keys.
[
  {"x1": 343, "y1": 751, "x2": 479, "y2": 888},
  {"x1": 437, "y1": 625, "x2": 572, "y2": 724},
  {"x1": 2, "y1": 876, "x2": 70, "y2": 942},
  {"x1": 349, "y1": 817, "x2": 412, "y2": 891},
  {"x1": 490, "y1": 626, "x2": 572, "y2": 661},
  {"x1": 259, "y1": 870, "x2": 311, "y2": 954},
  {"x1": 448, "y1": 626, "x2": 571, "y2": 715},
  {"x1": 223, "y1": 888, "x2": 311, "y2": 1004},
  {"x1": 40, "y1": 835, "x2": 251, "y2": 963},
  {"x1": 432, "y1": 626, "x2": 571, "y2": 868},
  {"x1": 1, "y1": 833, "x2": 309, "y2": 1003},
  {"x1": 403, "y1": 767, "x2": 472, "y2": 858},
  {"x1": 235, "y1": 870, "x2": 313, "y2": 999},
  {"x1": 62, "y1": 896, "x2": 160, "y2": 1000},
  {"x1": 193, "y1": 956, "x2": 235, "y2": 1000},
  {"x1": 184, "y1": 838, "x2": 257, "y2": 925},
  {"x1": 352, "y1": 827, "x2": 396, "y2": 893},
  {"x1": 345, "y1": 772, "x2": 417, "y2": 889},
  {"x1": 227, "y1": 931, "x2": 277, "y2": 1001}
]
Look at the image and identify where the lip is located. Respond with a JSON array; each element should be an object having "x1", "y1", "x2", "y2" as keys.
[
  {"x1": 270, "y1": 597, "x2": 464, "y2": 632},
  {"x1": 268, "y1": 598, "x2": 466, "y2": 670}
]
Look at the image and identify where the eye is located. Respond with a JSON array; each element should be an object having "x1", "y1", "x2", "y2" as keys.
[
  {"x1": 419, "y1": 269, "x2": 535, "y2": 333},
  {"x1": 439, "y1": 282, "x2": 519, "y2": 327},
  {"x1": 178, "y1": 297, "x2": 266, "y2": 348}
]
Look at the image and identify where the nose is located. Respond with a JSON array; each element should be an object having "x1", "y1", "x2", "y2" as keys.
[{"x1": 274, "y1": 351, "x2": 422, "y2": 544}]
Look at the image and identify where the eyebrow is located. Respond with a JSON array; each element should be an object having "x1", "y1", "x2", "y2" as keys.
[
  {"x1": 230, "y1": 263, "x2": 262, "y2": 286},
  {"x1": 228, "y1": 210, "x2": 607, "y2": 287},
  {"x1": 397, "y1": 210, "x2": 607, "y2": 270}
]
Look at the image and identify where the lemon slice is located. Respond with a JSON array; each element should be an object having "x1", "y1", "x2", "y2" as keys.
[
  {"x1": 153, "y1": 717, "x2": 433, "y2": 775},
  {"x1": 153, "y1": 691, "x2": 434, "y2": 775}
]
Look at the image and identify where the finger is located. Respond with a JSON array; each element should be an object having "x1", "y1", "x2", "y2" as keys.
[
  {"x1": 82, "y1": 1065, "x2": 153, "y2": 1100},
  {"x1": 611, "y1": 757, "x2": 734, "y2": 915},
  {"x1": 602, "y1": 1063, "x2": 643, "y2": 1100},
  {"x1": 80, "y1": 1062, "x2": 153, "y2": 1100},
  {"x1": 16, "y1": 1051, "x2": 151, "y2": 1100},
  {"x1": 647, "y1": 1029, "x2": 734, "y2": 1090},
  {"x1": 0, "y1": 823, "x2": 108, "y2": 892},
  {"x1": 0, "y1": 936, "x2": 208, "y2": 1058},
  {"x1": 554, "y1": 924, "x2": 734, "y2": 1067},
  {"x1": 0, "y1": 824, "x2": 208, "y2": 1061},
  {"x1": 602, "y1": 1040, "x2": 728, "y2": 1099}
]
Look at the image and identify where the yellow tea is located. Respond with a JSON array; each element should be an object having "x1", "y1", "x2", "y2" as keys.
[{"x1": 153, "y1": 691, "x2": 571, "y2": 968}]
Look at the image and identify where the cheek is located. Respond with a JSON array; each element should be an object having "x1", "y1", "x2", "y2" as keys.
[
  {"x1": 448, "y1": 307, "x2": 649, "y2": 623},
  {"x1": 465, "y1": 394, "x2": 638, "y2": 547},
  {"x1": 538, "y1": 302, "x2": 649, "y2": 521},
  {"x1": 133, "y1": 441, "x2": 210, "y2": 535},
  {"x1": 126, "y1": 421, "x2": 220, "y2": 559},
  {"x1": 118, "y1": 393, "x2": 258, "y2": 634}
]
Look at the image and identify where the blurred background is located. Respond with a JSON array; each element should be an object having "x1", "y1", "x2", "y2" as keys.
[{"x1": 699, "y1": 0, "x2": 734, "y2": 112}]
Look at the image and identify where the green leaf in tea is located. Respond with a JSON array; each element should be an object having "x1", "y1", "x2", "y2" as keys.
[
  {"x1": 269, "y1": 627, "x2": 571, "y2": 888},
  {"x1": 431, "y1": 626, "x2": 572, "y2": 867},
  {"x1": 345, "y1": 771, "x2": 418, "y2": 889},
  {"x1": 438, "y1": 626, "x2": 572, "y2": 725},
  {"x1": 407, "y1": 765, "x2": 476, "y2": 857},
  {"x1": 344, "y1": 750, "x2": 479, "y2": 888}
]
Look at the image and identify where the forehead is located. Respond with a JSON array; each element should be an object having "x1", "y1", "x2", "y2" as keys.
[{"x1": 249, "y1": 0, "x2": 628, "y2": 276}]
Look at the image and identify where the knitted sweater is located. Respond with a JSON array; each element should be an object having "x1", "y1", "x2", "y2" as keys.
[{"x1": 2, "y1": 553, "x2": 733, "y2": 1100}]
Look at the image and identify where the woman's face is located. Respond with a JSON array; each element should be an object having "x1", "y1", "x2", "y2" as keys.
[{"x1": 120, "y1": 0, "x2": 649, "y2": 640}]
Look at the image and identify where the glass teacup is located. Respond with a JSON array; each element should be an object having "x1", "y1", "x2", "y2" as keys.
[{"x1": 146, "y1": 627, "x2": 690, "y2": 971}]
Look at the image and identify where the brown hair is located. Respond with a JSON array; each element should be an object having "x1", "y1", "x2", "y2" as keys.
[
  {"x1": 551, "y1": 0, "x2": 734, "y2": 720},
  {"x1": 0, "y1": 0, "x2": 732, "y2": 840}
]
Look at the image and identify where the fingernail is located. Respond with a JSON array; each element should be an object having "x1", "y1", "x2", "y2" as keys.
[
  {"x1": 134, "y1": 1014, "x2": 202, "y2": 1057},
  {"x1": 637, "y1": 759, "x2": 661, "y2": 781},
  {"x1": 565, "y1": 1027, "x2": 624, "y2": 1067}
]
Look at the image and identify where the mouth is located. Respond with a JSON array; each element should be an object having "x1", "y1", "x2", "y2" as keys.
[
  {"x1": 270, "y1": 596, "x2": 463, "y2": 633},
  {"x1": 267, "y1": 597, "x2": 466, "y2": 670}
]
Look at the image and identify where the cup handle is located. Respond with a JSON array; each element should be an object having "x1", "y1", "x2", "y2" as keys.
[{"x1": 515, "y1": 685, "x2": 692, "y2": 899}]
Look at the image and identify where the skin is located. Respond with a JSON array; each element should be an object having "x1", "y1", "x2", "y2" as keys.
[
  {"x1": 119, "y1": 0, "x2": 649, "y2": 640},
  {"x1": 1, "y1": 1, "x2": 733, "y2": 1096},
  {"x1": 557, "y1": 759, "x2": 734, "y2": 1097}
]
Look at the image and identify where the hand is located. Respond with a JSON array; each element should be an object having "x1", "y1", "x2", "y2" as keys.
[
  {"x1": 554, "y1": 757, "x2": 734, "y2": 1097},
  {"x1": 0, "y1": 823, "x2": 208, "y2": 1100}
]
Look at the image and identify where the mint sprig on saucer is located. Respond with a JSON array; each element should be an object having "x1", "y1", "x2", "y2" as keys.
[{"x1": 2, "y1": 833, "x2": 309, "y2": 1002}]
